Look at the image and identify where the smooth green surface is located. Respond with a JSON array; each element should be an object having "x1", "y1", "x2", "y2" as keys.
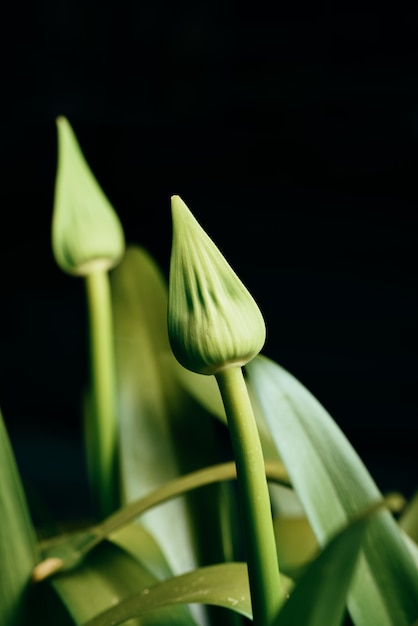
[
  {"x1": 50, "y1": 541, "x2": 196, "y2": 626},
  {"x1": 52, "y1": 117, "x2": 124, "y2": 276},
  {"x1": 82, "y1": 563, "x2": 252, "y2": 626},
  {"x1": 52, "y1": 116, "x2": 125, "y2": 518},
  {"x1": 39, "y1": 460, "x2": 289, "y2": 576},
  {"x1": 108, "y1": 523, "x2": 173, "y2": 581},
  {"x1": 273, "y1": 514, "x2": 318, "y2": 575},
  {"x1": 0, "y1": 410, "x2": 39, "y2": 626},
  {"x1": 111, "y1": 245, "x2": 227, "y2": 578},
  {"x1": 85, "y1": 270, "x2": 118, "y2": 517},
  {"x1": 174, "y1": 363, "x2": 280, "y2": 462},
  {"x1": 400, "y1": 491, "x2": 418, "y2": 544},
  {"x1": 275, "y1": 506, "x2": 377, "y2": 626},
  {"x1": 168, "y1": 196, "x2": 265, "y2": 375},
  {"x1": 216, "y1": 367, "x2": 281, "y2": 626},
  {"x1": 246, "y1": 355, "x2": 418, "y2": 626}
]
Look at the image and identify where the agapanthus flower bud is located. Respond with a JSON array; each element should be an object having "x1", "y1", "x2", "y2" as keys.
[
  {"x1": 168, "y1": 195, "x2": 266, "y2": 375},
  {"x1": 52, "y1": 117, "x2": 125, "y2": 276}
]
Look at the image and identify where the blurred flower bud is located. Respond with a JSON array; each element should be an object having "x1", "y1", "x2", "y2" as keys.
[
  {"x1": 52, "y1": 117, "x2": 125, "y2": 276},
  {"x1": 168, "y1": 195, "x2": 266, "y2": 375}
]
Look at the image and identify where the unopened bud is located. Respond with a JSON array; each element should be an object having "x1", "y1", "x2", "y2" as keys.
[
  {"x1": 168, "y1": 195, "x2": 266, "y2": 375},
  {"x1": 52, "y1": 117, "x2": 125, "y2": 276}
]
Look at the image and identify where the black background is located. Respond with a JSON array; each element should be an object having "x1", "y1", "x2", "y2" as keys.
[{"x1": 1, "y1": 2, "x2": 417, "y2": 519}]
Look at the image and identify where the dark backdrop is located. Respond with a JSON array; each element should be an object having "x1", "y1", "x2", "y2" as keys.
[{"x1": 1, "y1": 2, "x2": 417, "y2": 519}]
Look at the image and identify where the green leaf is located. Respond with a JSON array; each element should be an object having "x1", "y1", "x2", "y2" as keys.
[
  {"x1": 50, "y1": 541, "x2": 196, "y2": 626},
  {"x1": 402, "y1": 531, "x2": 418, "y2": 570},
  {"x1": 82, "y1": 562, "x2": 253, "y2": 626},
  {"x1": 174, "y1": 363, "x2": 280, "y2": 462},
  {"x1": 37, "y1": 461, "x2": 289, "y2": 577},
  {"x1": 111, "y1": 245, "x2": 186, "y2": 501},
  {"x1": 275, "y1": 503, "x2": 381, "y2": 626},
  {"x1": 171, "y1": 364, "x2": 226, "y2": 423},
  {"x1": 108, "y1": 523, "x2": 173, "y2": 581},
  {"x1": 246, "y1": 356, "x2": 418, "y2": 626},
  {"x1": 111, "y1": 244, "x2": 276, "y2": 595},
  {"x1": 273, "y1": 513, "x2": 318, "y2": 576},
  {"x1": 111, "y1": 245, "x2": 223, "y2": 576},
  {"x1": 400, "y1": 491, "x2": 418, "y2": 544},
  {"x1": 0, "y1": 410, "x2": 39, "y2": 626}
]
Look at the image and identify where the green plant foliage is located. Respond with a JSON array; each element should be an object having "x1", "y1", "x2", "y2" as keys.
[
  {"x1": 174, "y1": 362, "x2": 280, "y2": 462},
  {"x1": 111, "y1": 245, "x2": 234, "y2": 577},
  {"x1": 273, "y1": 513, "x2": 318, "y2": 576},
  {"x1": 274, "y1": 503, "x2": 382, "y2": 626},
  {"x1": 246, "y1": 355, "x2": 418, "y2": 626},
  {"x1": 2, "y1": 118, "x2": 417, "y2": 626},
  {"x1": 81, "y1": 562, "x2": 253, "y2": 626},
  {"x1": 37, "y1": 460, "x2": 289, "y2": 577},
  {"x1": 400, "y1": 491, "x2": 418, "y2": 544},
  {"x1": 50, "y1": 541, "x2": 196, "y2": 626},
  {"x1": 108, "y1": 523, "x2": 173, "y2": 581},
  {"x1": 0, "y1": 410, "x2": 39, "y2": 626},
  {"x1": 399, "y1": 494, "x2": 418, "y2": 570}
]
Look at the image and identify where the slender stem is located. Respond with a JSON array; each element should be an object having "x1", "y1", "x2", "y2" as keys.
[
  {"x1": 85, "y1": 270, "x2": 118, "y2": 517},
  {"x1": 216, "y1": 366, "x2": 281, "y2": 626}
]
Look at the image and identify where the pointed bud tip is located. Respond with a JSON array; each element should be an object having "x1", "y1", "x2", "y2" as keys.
[
  {"x1": 171, "y1": 195, "x2": 188, "y2": 215},
  {"x1": 55, "y1": 116, "x2": 71, "y2": 136}
]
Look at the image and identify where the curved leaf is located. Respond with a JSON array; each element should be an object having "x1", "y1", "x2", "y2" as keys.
[
  {"x1": 0, "y1": 410, "x2": 39, "y2": 626},
  {"x1": 111, "y1": 245, "x2": 230, "y2": 580},
  {"x1": 108, "y1": 523, "x2": 173, "y2": 581},
  {"x1": 37, "y1": 461, "x2": 289, "y2": 578},
  {"x1": 82, "y1": 563, "x2": 252, "y2": 626},
  {"x1": 275, "y1": 502, "x2": 383, "y2": 626},
  {"x1": 50, "y1": 541, "x2": 196, "y2": 626},
  {"x1": 246, "y1": 356, "x2": 418, "y2": 626},
  {"x1": 171, "y1": 364, "x2": 226, "y2": 423},
  {"x1": 176, "y1": 364, "x2": 280, "y2": 462},
  {"x1": 400, "y1": 491, "x2": 418, "y2": 544},
  {"x1": 273, "y1": 514, "x2": 318, "y2": 576}
]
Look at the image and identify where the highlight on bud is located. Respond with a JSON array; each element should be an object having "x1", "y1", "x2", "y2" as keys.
[
  {"x1": 52, "y1": 116, "x2": 125, "y2": 276},
  {"x1": 168, "y1": 195, "x2": 266, "y2": 375}
]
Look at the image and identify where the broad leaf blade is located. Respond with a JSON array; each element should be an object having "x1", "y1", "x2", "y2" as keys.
[
  {"x1": 273, "y1": 514, "x2": 318, "y2": 575},
  {"x1": 111, "y1": 246, "x2": 182, "y2": 503},
  {"x1": 173, "y1": 356, "x2": 279, "y2": 462},
  {"x1": 0, "y1": 410, "x2": 39, "y2": 626},
  {"x1": 50, "y1": 541, "x2": 196, "y2": 626},
  {"x1": 111, "y1": 246, "x2": 226, "y2": 578},
  {"x1": 246, "y1": 356, "x2": 418, "y2": 626},
  {"x1": 276, "y1": 505, "x2": 377, "y2": 626},
  {"x1": 83, "y1": 563, "x2": 252, "y2": 626},
  {"x1": 37, "y1": 461, "x2": 289, "y2": 576},
  {"x1": 108, "y1": 523, "x2": 173, "y2": 581},
  {"x1": 400, "y1": 491, "x2": 418, "y2": 544}
]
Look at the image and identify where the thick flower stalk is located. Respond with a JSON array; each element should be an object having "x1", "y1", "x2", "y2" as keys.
[
  {"x1": 168, "y1": 196, "x2": 281, "y2": 626},
  {"x1": 52, "y1": 117, "x2": 124, "y2": 517}
]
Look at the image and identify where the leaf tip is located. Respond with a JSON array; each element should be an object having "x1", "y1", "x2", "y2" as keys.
[{"x1": 32, "y1": 557, "x2": 64, "y2": 583}]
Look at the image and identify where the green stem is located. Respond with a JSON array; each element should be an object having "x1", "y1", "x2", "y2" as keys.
[
  {"x1": 85, "y1": 270, "x2": 118, "y2": 518},
  {"x1": 216, "y1": 366, "x2": 281, "y2": 626}
]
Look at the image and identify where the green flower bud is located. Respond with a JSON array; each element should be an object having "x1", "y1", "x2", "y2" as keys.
[
  {"x1": 168, "y1": 195, "x2": 266, "y2": 375},
  {"x1": 52, "y1": 117, "x2": 125, "y2": 276}
]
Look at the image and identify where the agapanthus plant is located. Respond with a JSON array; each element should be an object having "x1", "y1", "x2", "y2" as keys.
[{"x1": 1, "y1": 118, "x2": 417, "y2": 626}]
